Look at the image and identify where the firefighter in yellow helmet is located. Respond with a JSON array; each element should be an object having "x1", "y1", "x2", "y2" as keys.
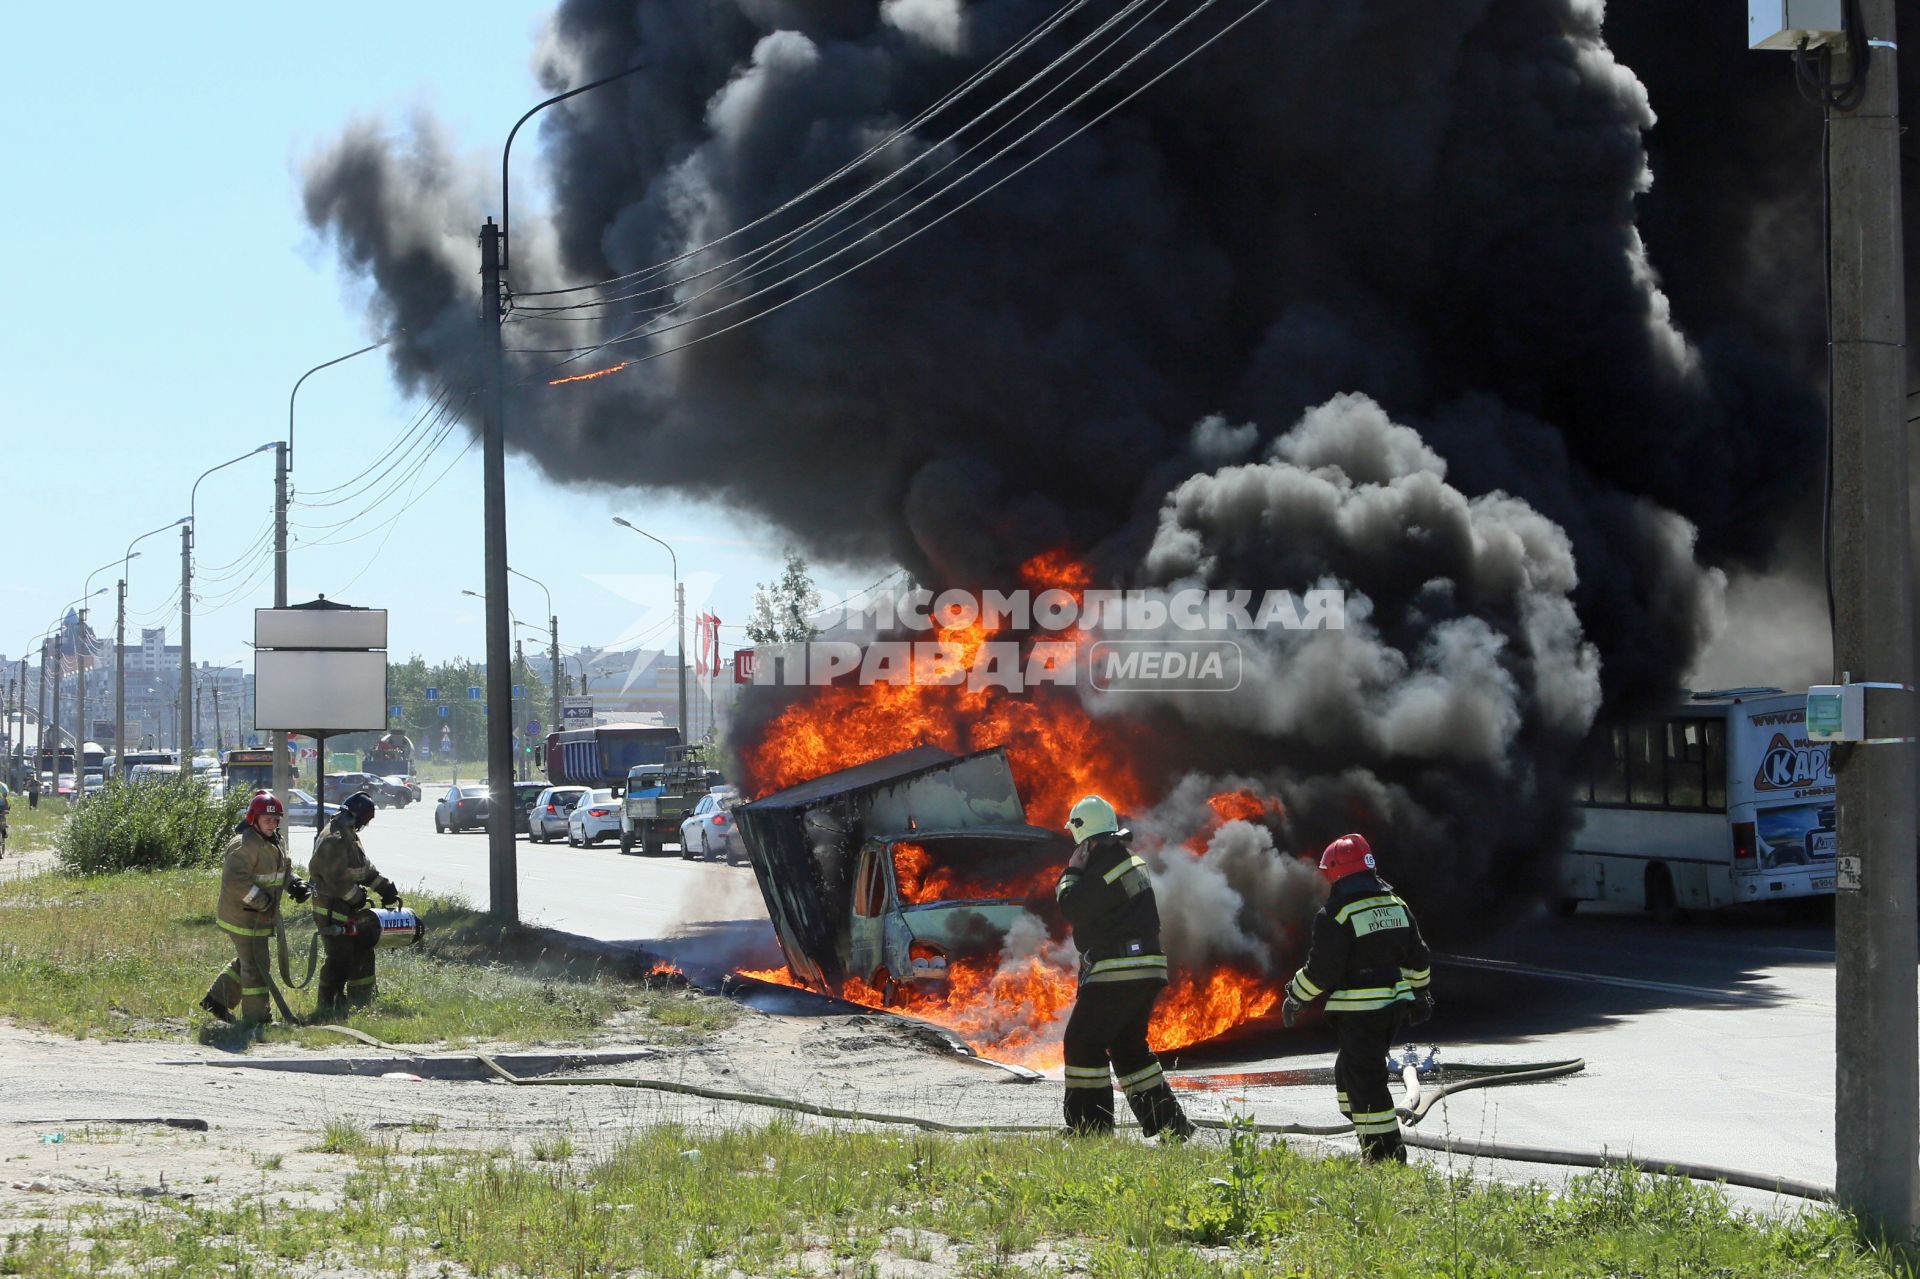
[
  {"x1": 1054, "y1": 794, "x2": 1194, "y2": 1140},
  {"x1": 309, "y1": 791, "x2": 401, "y2": 1018},
  {"x1": 1282, "y1": 833, "x2": 1433, "y2": 1162},
  {"x1": 202, "y1": 791, "x2": 309, "y2": 1026}
]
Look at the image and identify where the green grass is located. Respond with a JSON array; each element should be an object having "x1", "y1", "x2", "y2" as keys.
[
  {"x1": 0, "y1": 868, "x2": 735, "y2": 1048},
  {"x1": 3, "y1": 795, "x2": 69, "y2": 855},
  {"x1": 3, "y1": 1122, "x2": 1907, "y2": 1278}
]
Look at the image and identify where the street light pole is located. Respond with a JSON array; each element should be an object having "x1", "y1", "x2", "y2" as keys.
[
  {"x1": 183, "y1": 445, "x2": 275, "y2": 764},
  {"x1": 508, "y1": 566, "x2": 558, "y2": 736},
  {"x1": 476, "y1": 60, "x2": 647, "y2": 923},
  {"x1": 281, "y1": 341, "x2": 389, "y2": 805},
  {"x1": 79, "y1": 555, "x2": 126, "y2": 771},
  {"x1": 117, "y1": 519, "x2": 187, "y2": 778},
  {"x1": 611, "y1": 518, "x2": 686, "y2": 740}
]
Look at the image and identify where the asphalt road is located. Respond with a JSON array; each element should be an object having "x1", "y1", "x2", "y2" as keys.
[
  {"x1": 338, "y1": 793, "x2": 1854, "y2": 1196},
  {"x1": 315, "y1": 795, "x2": 785, "y2": 974}
]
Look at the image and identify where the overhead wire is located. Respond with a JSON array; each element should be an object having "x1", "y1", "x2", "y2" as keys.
[
  {"x1": 504, "y1": 0, "x2": 1171, "y2": 352},
  {"x1": 290, "y1": 384, "x2": 468, "y2": 511},
  {"x1": 504, "y1": 0, "x2": 1136, "y2": 326},
  {"x1": 294, "y1": 380, "x2": 459, "y2": 500},
  {"x1": 289, "y1": 392, "x2": 473, "y2": 537},
  {"x1": 507, "y1": 0, "x2": 1261, "y2": 381},
  {"x1": 506, "y1": 0, "x2": 1098, "y2": 304},
  {"x1": 323, "y1": 430, "x2": 482, "y2": 598}
]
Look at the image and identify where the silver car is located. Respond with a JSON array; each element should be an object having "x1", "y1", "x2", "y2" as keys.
[
  {"x1": 566, "y1": 789, "x2": 623, "y2": 846},
  {"x1": 528, "y1": 785, "x2": 589, "y2": 843},
  {"x1": 678, "y1": 788, "x2": 745, "y2": 863}
]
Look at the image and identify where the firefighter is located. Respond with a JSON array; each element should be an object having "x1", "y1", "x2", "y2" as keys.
[
  {"x1": 1054, "y1": 794, "x2": 1194, "y2": 1141},
  {"x1": 202, "y1": 791, "x2": 309, "y2": 1026},
  {"x1": 1282, "y1": 833, "x2": 1433, "y2": 1163},
  {"x1": 308, "y1": 792, "x2": 400, "y2": 1018}
]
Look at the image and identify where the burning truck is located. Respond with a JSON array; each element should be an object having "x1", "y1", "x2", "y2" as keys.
[{"x1": 735, "y1": 745, "x2": 1069, "y2": 1005}]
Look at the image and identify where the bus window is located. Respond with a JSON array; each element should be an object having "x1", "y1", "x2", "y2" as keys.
[
  {"x1": 1627, "y1": 722, "x2": 1663, "y2": 806},
  {"x1": 1703, "y1": 720, "x2": 1726, "y2": 810},
  {"x1": 1593, "y1": 724, "x2": 1627, "y2": 803},
  {"x1": 1665, "y1": 721, "x2": 1704, "y2": 809}
]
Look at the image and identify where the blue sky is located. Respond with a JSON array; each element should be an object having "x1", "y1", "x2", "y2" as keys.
[{"x1": 0, "y1": 3, "x2": 881, "y2": 675}]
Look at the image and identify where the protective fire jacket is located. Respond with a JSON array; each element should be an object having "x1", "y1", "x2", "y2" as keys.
[
  {"x1": 216, "y1": 825, "x2": 292, "y2": 939},
  {"x1": 1285, "y1": 871, "x2": 1432, "y2": 1013},
  {"x1": 308, "y1": 820, "x2": 383, "y2": 926},
  {"x1": 1055, "y1": 832, "x2": 1168, "y2": 986}
]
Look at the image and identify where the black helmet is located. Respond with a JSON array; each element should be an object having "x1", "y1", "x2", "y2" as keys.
[{"x1": 343, "y1": 792, "x2": 377, "y2": 827}]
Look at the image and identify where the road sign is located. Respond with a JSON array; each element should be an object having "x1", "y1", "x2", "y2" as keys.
[
  {"x1": 468, "y1": 686, "x2": 482, "y2": 701},
  {"x1": 441, "y1": 738, "x2": 451, "y2": 754},
  {"x1": 425, "y1": 687, "x2": 439, "y2": 701},
  {"x1": 513, "y1": 683, "x2": 525, "y2": 699},
  {"x1": 526, "y1": 719, "x2": 541, "y2": 735},
  {"x1": 561, "y1": 697, "x2": 594, "y2": 723},
  {"x1": 438, "y1": 705, "x2": 449, "y2": 718},
  {"x1": 389, "y1": 704, "x2": 403, "y2": 718}
]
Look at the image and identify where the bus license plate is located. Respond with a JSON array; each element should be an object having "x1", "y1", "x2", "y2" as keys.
[{"x1": 1807, "y1": 830, "x2": 1837, "y2": 860}]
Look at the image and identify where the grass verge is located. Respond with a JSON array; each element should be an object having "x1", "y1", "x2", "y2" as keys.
[
  {"x1": 0, "y1": 868, "x2": 735, "y2": 1048},
  {"x1": 5, "y1": 1121, "x2": 1908, "y2": 1278},
  {"x1": 3, "y1": 795, "x2": 68, "y2": 855}
]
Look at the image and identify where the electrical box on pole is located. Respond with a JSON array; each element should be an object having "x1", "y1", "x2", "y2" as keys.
[{"x1": 1748, "y1": 0, "x2": 1845, "y2": 49}]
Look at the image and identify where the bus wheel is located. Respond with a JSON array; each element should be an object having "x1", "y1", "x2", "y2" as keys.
[{"x1": 1645, "y1": 865, "x2": 1680, "y2": 925}]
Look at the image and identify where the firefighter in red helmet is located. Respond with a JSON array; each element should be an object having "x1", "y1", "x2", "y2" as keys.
[
  {"x1": 1282, "y1": 833, "x2": 1433, "y2": 1162},
  {"x1": 201, "y1": 791, "x2": 309, "y2": 1027}
]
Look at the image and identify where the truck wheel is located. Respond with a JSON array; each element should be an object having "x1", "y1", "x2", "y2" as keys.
[
  {"x1": 643, "y1": 829, "x2": 661, "y2": 857},
  {"x1": 620, "y1": 829, "x2": 634, "y2": 855},
  {"x1": 1645, "y1": 865, "x2": 1680, "y2": 925}
]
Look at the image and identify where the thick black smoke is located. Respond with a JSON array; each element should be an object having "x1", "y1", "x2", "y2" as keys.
[{"x1": 303, "y1": 0, "x2": 1878, "y2": 933}]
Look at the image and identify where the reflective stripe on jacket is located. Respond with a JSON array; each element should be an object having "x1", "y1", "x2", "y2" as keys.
[
  {"x1": 1055, "y1": 834, "x2": 1166, "y2": 986},
  {"x1": 216, "y1": 826, "x2": 291, "y2": 937},
  {"x1": 1286, "y1": 871, "x2": 1431, "y2": 1012},
  {"x1": 309, "y1": 820, "x2": 381, "y2": 924}
]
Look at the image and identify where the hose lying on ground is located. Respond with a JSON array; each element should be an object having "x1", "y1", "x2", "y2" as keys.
[{"x1": 295, "y1": 1026, "x2": 1834, "y2": 1202}]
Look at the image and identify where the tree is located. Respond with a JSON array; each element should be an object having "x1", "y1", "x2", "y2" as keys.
[{"x1": 745, "y1": 550, "x2": 823, "y2": 644}]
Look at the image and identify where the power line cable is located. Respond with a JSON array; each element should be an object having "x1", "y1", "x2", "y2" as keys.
[
  {"x1": 295, "y1": 380, "x2": 458, "y2": 499},
  {"x1": 510, "y1": 0, "x2": 1260, "y2": 381},
  {"x1": 504, "y1": 0, "x2": 1167, "y2": 351},
  {"x1": 506, "y1": 0, "x2": 1097, "y2": 303}
]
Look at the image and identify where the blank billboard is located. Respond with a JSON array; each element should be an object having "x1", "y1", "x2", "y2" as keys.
[
  {"x1": 254, "y1": 651, "x2": 388, "y2": 732},
  {"x1": 254, "y1": 607, "x2": 388, "y2": 651}
]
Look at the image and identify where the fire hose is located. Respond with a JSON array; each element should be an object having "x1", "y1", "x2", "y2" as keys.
[{"x1": 295, "y1": 1026, "x2": 1834, "y2": 1202}]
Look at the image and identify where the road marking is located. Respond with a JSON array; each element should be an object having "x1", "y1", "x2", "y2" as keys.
[{"x1": 1438, "y1": 954, "x2": 1780, "y2": 1006}]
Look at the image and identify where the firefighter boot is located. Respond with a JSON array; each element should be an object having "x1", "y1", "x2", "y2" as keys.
[
  {"x1": 198, "y1": 995, "x2": 235, "y2": 1024},
  {"x1": 1063, "y1": 1077, "x2": 1116, "y2": 1136},
  {"x1": 1126, "y1": 1081, "x2": 1195, "y2": 1143}
]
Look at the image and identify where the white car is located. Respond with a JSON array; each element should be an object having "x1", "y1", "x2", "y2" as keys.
[
  {"x1": 283, "y1": 788, "x2": 341, "y2": 826},
  {"x1": 566, "y1": 789, "x2": 622, "y2": 846},
  {"x1": 678, "y1": 788, "x2": 745, "y2": 864},
  {"x1": 529, "y1": 785, "x2": 589, "y2": 843}
]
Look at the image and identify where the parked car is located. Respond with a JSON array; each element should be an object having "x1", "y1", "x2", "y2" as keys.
[
  {"x1": 283, "y1": 788, "x2": 342, "y2": 826},
  {"x1": 436, "y1": 784, "x2": 491, "y2": 833},
  {"x1": 323, "y1": 771, "x2": 412, "y2": 808},
  {"x1": 80, "y1": 771, "x2": 106, "y2": 799},
  {"x1": 528, "y1": 785, "x2": 589, "y2": 843},
  {"x1": 379, "y1": 773, "x2": 423, "y2": 803},
  {"x1": 567, "y1": 789, "x2": 623, "y2": 846},
  {"x1": 679, "y1": 787, "x2": 745, "y2": 864},
  {"x1": 511, "y1": 780, "x2": 547, "y2": 835}
]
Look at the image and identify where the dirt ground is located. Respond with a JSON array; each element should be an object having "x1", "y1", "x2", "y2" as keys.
[{"x1": 0, "y1": 994, "x2": 1266, "y2": 1234}]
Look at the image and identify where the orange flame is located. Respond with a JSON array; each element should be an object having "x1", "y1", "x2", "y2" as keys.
[
  {"x1": 892, "y1": 841, "x2": 1057, "y2": 905},
  {"x1": 548, "y1": 360, "x2": 631, "y2": 386},
  {"x1": 735, "y1": 550, "x2": 1293, "y2": 1065}
]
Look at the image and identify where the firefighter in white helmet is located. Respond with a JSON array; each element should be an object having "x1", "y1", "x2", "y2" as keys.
[{"x1": 1054, "y1": 794, "x2": 1194, "y2": 1140}]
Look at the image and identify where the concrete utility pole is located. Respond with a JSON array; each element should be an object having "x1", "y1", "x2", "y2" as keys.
[
  {"x1": 479, "y1": 216, "x2": 516, "y2": 921},
  {"x1": 179, "y1": 521, "x2": 192, "y2": 759},
  {"x1": 50, "y1": 632, "x2": 63, "y2": 777},
  {"x1": 113, "y1": 581, "x2": 125, "y2": 773},
  {"x1": 273, "y1": 439, "x2": 289, "y2": 804},
  {"x1": 35, "y1": 641, "x2": 47, "y2": 775},
  {"x1": 1823, "y1": 0, "x2": 1916, "y2": 1240},
  {"x1": 549, "y1": 614, "x2": 560, "y2": 734}
]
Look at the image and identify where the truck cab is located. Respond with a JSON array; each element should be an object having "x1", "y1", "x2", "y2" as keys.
[{"x1": 619, "y1": 747, "x2": 713, "y2": 856}]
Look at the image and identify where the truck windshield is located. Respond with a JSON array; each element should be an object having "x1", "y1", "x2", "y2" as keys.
[{"x1": 891, "y1": 836, "x2": 1062, "y2": 905}]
